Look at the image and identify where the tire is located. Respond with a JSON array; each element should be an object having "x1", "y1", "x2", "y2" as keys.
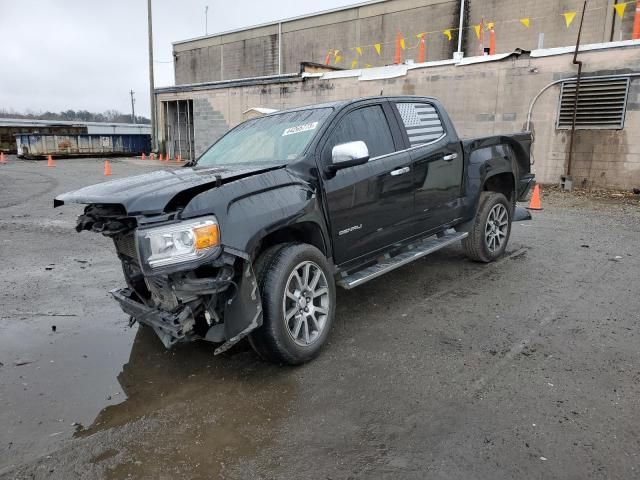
[
  {"x1": 248, "y1": 243, "x2": 336, "y2": 365},
  {"x1": 462, "y1": 191, "x2": 512, "y2": 263}
]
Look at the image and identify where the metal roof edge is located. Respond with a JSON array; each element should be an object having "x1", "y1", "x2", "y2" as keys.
[
  {"x1": 531, "y1": 38, "x2": 640, "y2": 57},
  {"x1": 172, "y1": 0, "x2": 390, "y2": 46},
  {"x1": 155, "y1": 73, "x2": 302, "y2": 93}
]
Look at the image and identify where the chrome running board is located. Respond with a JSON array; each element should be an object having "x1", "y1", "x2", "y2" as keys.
[{"x1": 337, "y1": 230, "x2": 468, "y2": 289}]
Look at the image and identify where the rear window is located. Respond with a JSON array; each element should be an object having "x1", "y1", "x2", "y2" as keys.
[{"x1": 396, "y1": 102, "x2": 445, "y2": 147}]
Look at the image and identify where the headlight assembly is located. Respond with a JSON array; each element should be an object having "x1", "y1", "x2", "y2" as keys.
[{"x1": 137, "y1": 216, "x2": 220, "y2": 269}]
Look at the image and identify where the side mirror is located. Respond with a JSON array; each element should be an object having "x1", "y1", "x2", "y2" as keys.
[{"x1": 328, "y1": 141, "x2": 370, "y2": 172}]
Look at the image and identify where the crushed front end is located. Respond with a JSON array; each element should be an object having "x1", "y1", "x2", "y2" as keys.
[{"x1": 77, "y1": 204, "x2": 262, "y2": 353}]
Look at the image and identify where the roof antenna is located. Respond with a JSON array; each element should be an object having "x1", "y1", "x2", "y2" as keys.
[{"x1": 380, "y1": 88, "x2": 384, "y2": 96}]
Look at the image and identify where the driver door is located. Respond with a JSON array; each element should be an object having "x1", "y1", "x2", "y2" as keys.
[{"x1": 320, "y1": 103, "x2": 415, "y2": 265}]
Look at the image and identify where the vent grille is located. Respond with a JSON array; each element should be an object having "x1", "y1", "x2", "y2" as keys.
[
  {"x1": 113, "y1": 232, "x2": 138, "y2": 260},
  {"x1": 557, "y1": 77, "x2": 630, "y2": 130}
]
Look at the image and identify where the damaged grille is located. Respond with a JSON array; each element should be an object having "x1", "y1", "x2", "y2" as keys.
[{"x1": 114, "y1": 232, "x2": 138, "y2": 260}]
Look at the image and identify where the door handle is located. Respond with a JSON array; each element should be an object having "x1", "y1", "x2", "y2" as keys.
[
  {"x1": 390, "y1": 166, "x2": 410, "y2": 176},
  {"x1": 443, "y1": 153, "x2": 458, "y2": 162}
]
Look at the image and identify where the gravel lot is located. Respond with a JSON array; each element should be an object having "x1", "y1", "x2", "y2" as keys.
[{"x1": 1, "y1": 155, "x2": 639, "y2": 479}]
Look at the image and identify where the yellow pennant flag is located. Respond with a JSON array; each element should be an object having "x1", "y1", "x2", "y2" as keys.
[
  {"x1": 334, "y1": 55, "x2": 342, "y2": 64},
  {"x1": 351, "y1": 59, "x2": 358, "y2": 69},
  {"x1": 400, "y1": 37, "x2": 406, "y2": 50},
  {"x1": 486, "y1": 22, "x2": 495, "y2": 30},
  {"x1": 355, "y1": 47, "x2": 362, "y2": 56},
  {"x1": 473, "y1": 24, "x2": 481, "y2": 39},
  {"x1": 443, "y1": 29, "x2": 452, "y2": 41},
  {"x1": 374, "y1": 43, "x2": 382, "y2": 55},
  {"x1": 563, "y1": 11, "x2": 576, "y2": 28},
  {"x1": 365, "y1": 63, "x2": 372, "y2": 68},
  {"x1": 520, "y1": 18, "x2": 530, "y2": 28},
  {"x1": 614, "y1": 3, "x2": 627, "y2": 19}
]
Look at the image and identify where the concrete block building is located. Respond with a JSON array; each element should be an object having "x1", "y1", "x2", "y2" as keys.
[{"x1": 156, "y1": 0, "x2": 640, "y2": 189}]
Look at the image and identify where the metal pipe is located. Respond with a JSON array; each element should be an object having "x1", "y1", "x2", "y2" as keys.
[
  {"x1": 567, "y1": 1, "x2": 587, "y2": 177},
  {"x1": 278, "y1": 22, "x2": 282, "y2": 75},
  {"x1": 187, "y1": 100, "x2": 192, "y2": 161},
  {"x1": 177, "y1": 100, "x2": 182, "y2": 159},
  {"x1": 147, "y1": 0, "x2": 157, "y2": 150},
  {"x1": 456, "y1": 0, "x2": 465, "y2": 55}
]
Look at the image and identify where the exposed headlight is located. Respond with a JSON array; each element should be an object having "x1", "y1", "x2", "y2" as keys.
[{"x1": 137, "y1": 216, "x2": 220, "y2": 269}]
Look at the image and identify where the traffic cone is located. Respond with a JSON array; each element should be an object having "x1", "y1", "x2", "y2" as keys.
[
  {"x1": 527, "y1": 184, "x2": 542, "y2": 210},
  {"x1": 150, "y1": 152, "x2": 155, "y2": 160},
  {"x1": 141, "y1": 152, "x2": 146, "y2": 160},
  {"x1": 47, "y1": 155, "x2": 55, "y2": 167},
  {"x1": 166, "y1": 152, "x2": 171, "y2": 162},
  {"x1": 0, "y1": 152, "x2": 6, "y2": 164},
  {"x1": 159, "y1": 153, "x2": 164, "y2": 161},
  {"x1": 176, "y1": 154, "x2": 181, "y2": 163},
  {"x1": 104, "y1": 160, "x2": 112, "y2": 176}
]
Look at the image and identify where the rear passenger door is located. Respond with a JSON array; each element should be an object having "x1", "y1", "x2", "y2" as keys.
[
  {"x1": 320, "y1": 103, "x2": 415, "y2": 265},
  {"x1": 393, "y1": 101, "x2": 463, "y2": 234}
]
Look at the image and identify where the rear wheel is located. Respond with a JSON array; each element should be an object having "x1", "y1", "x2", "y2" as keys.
[
  {"x1": 248, "y1": 243, "x2": 336, "y2": 365},
  {"x1": 462, "y1": 192, "x2": 512, "y2": 262}
]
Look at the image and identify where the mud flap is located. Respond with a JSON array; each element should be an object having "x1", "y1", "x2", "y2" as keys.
[{"x1": 214, "y1": 261, "x2": 263, "y2": 355}]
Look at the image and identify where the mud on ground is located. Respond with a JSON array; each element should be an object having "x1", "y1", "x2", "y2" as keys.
[{"x1": 1, "y1": 157, "x2": 639, "y2": 479}]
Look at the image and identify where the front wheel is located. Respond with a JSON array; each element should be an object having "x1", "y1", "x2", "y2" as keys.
[
  {"x1": 248, "y1": 243, "x2": 336, "y2": 365},
  {"x1": 462, "y1": 192, "x2": 512, "y2": 263}
]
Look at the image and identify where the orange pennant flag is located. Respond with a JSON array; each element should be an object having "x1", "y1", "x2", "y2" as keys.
[
  {"x1": 374, "y1": 43, "x2": 382, "y2": 55},
  {"x1": 473, "y1": 24, "x2": 481, "y2": 39},
  {"x1": 520, "y1": 18, "x2": 530, "y2": 28},
  {"x1": 563, "y1": 11, "x2": 576, "y2": 28},
  {"x1": 614, "y1": 3, "x2": 626, "y2": 19},
  {"x1": 443, "y1": 29, "x2": 452, "y2": 41}
]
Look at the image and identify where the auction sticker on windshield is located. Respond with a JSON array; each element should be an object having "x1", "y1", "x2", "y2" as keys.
[{"x1": 282, "y1": 122, "x2": 318, "y2": 136}]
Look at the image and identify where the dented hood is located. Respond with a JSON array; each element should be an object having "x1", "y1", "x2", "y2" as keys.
[{"x1": 54, "y1": 164, "x2": 285, "y2": 215}]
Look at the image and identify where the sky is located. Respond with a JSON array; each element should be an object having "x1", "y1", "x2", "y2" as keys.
[{"x1": 0, "y1": 0, "x2": 360, "y2": 117}]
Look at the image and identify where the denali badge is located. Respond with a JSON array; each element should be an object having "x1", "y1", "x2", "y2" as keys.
[{"x1": 338, "y1": 224, "x2": 362, "y2": 236}]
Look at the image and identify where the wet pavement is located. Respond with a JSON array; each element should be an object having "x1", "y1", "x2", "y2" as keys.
[{"x1": 1, "y1": 155, "x2": 639, "y2": 479}]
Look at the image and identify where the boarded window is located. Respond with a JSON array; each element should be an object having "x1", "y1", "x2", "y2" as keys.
[
  {"x1": 395, "y1": 102, "x2": 445, "y2": 146},
  {"x1": 557, "y1": 77, "x2": 630, "y2": 130}
]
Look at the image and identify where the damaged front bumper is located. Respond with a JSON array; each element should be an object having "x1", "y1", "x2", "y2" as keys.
[{"x1": 113, "y1": 254, "x2": 263, "y2": 354}]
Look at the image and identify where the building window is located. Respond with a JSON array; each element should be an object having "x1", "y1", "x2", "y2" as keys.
[{"x1": 557, "y1": 77, "x2": 630, "y2": 130}]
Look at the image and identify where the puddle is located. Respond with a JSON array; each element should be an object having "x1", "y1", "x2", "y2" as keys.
[{"x1": 0, "y1": 313, "x2": 136, "y2": 470}]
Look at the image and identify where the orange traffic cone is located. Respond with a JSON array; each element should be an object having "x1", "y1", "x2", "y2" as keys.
[
  {"x1": 176, "y1": 154, "x2": 181, "y2": 163},
  {"x1": 166, "y1": 152, "x2": 171, "y2": 162},
  {"x1": 159, "y1": 153, "x2": 164, "y2": 161},
  {"x1": 0, "y1": 152, "x2": 6, "y2": 164},
  {"x1": 150, "y1": 152, "x2": 156, "y2": 160},
  {"x1": 47, "y1": 155, "x2": 55, "y2": 167},
  {"x1": 141, "y1": 152, "x2": 147, "y2": 160},
  {"x1": 527, "y1": 184, "x2": 542, "y2": 210},
  {"x1": 104, "y1": 160, "x2": 112, "y2": 176}
]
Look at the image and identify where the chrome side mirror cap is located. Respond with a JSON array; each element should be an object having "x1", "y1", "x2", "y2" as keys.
[{"x1": 329, "y1": 141, "x2": 370, "y2": 171}]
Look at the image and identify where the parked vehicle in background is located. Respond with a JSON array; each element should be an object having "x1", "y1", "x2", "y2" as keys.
[{"x1": 55, "y1": 96, "x2": 534, "y2": 364}]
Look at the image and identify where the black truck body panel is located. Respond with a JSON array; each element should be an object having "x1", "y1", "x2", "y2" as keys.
[{"x1": 54, "y1": 95, "x2": 534, "y2": 352}]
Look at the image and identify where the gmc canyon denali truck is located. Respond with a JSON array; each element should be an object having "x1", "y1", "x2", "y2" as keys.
[{"x1": 55, "y1": 96, "x2": 534, "y2": 364}]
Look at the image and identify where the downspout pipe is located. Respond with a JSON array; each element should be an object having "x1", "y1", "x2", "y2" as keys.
[{"x1": 567, "y1": 1, "x2": 587, "y2": 177}]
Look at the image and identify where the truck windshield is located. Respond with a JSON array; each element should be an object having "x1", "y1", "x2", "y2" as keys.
[{"x1": 197, "y1": 108, "x2": 332, "y2": 167}]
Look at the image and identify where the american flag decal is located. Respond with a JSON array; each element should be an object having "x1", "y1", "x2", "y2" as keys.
[{"x1": 397, "y1": 103, "x2": 445, "y2": 147}]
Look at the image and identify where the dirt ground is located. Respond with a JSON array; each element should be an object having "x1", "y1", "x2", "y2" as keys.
[{"x1": 1, "y1": 156, "x2": 639, "y2": 479}]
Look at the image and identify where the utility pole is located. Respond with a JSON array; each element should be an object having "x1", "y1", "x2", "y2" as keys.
[
  {"x1": 130, "y1": 90, "x2": 136, "y2": 124},
  {"x1": 205, "y1": 5, "x2": 209, "y2": 36},
  {"x1": 147, "y1": 0, "x2": 157, "y2": 150}
]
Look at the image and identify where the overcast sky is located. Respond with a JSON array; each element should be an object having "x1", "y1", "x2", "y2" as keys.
[{"x1": 0, "y1": 0, "x2": 359, "y2": 117}]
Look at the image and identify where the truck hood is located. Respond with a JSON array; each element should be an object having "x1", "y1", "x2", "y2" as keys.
[{"x1": 54, "y1": 164, "x2": 285, "y2": 215}]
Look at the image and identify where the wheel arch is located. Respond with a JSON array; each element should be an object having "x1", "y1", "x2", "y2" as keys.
[{"x1": 252, "y1": 220, "x2": 330, "y2": 262}]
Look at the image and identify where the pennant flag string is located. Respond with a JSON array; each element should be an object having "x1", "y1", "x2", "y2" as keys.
[
  {"x1": 328, "y1": 3, "x2": 619, "y2": 66},
  {"x1": 613, "y1": 3, "x2": 627, "y2": 19},
  {"x1": 563, "y1": 11, "x2": 577, "y2": 28}
]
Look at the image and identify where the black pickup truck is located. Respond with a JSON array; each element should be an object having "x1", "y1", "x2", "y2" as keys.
[{"x1": 55, "y1": 96, "x2": 534, "y2": 364}]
